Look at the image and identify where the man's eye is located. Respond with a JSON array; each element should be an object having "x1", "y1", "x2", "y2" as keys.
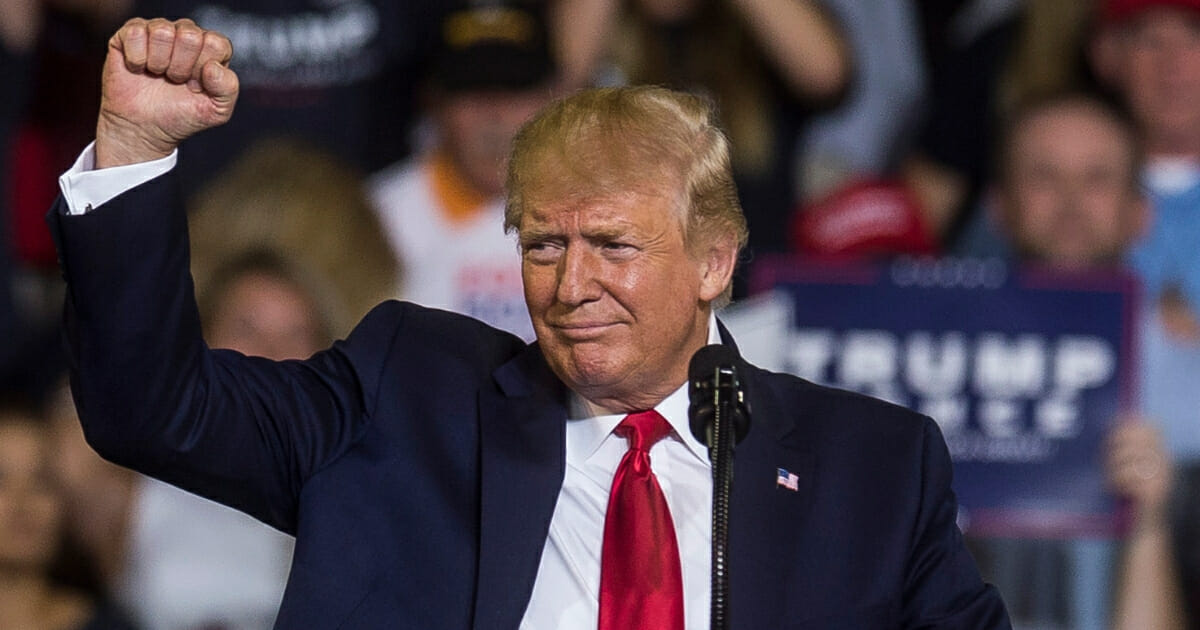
[{"x1": 523, "y1": 241, "x2": 561, "y2": 262}]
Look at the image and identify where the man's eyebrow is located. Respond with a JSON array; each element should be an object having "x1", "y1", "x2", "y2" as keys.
[
  {"x1": 518, "y1": 227, "x2": 560, "y2": 244},
  {"x1": 582, "y1": 226, "x2": 632, "y2": 242}
]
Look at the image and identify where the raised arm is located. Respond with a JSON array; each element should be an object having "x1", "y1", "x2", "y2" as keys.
[
  {"x1": 552, "y1": 0, "x2": 849, "y2": 99},
  {"x1": 51, "y1": 19, "x2": 380, "y2": 535},
  {"x1": 728, "y1": 0, "x2": 850, "y2": 101},
  {"x1": 1107, "y1": 421, "x2": 1188, "y2": 630}
]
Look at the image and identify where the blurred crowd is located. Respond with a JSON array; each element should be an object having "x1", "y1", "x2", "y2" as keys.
[{"x1": 2, "y1": 0, "x2": 1199, "y2": 628}]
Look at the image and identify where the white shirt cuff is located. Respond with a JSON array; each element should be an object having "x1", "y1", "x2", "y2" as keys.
[{"x1": 58, "y1": 142, "x2": 178, "y2": 215}]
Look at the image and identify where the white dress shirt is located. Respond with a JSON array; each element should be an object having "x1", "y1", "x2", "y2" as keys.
[
  {"x1": 520, "y1": 321, "x2": 719, "y2": 630},
  {"x1": 59, "y1": 146, "x2": 720, "y2": 630}
]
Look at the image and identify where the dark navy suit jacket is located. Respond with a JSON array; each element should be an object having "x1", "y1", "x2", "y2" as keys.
[{"x1": 50, "y1": 172, "x2": 1010, "y2": 629}]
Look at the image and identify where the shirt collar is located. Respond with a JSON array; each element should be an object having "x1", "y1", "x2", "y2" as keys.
[
  {"x1": 1145, "y1": 156, "x2": 1200, "y2": 196},
  {"x1": 564, "y1": 313, "x2": 720, "y2": 466}
]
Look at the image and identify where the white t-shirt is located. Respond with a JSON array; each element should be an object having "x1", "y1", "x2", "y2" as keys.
[
  {"x1": 118, "y1": 477, "x2": 294, "y2": 630},
  {"x1": 370, "y1": 158, "x2": 534, "y2": 341}
]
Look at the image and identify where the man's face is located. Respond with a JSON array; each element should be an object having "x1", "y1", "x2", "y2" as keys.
[
  {"x1": 1002, "y1": 104, "x2": 1143, "y2": 268},
  {"x1": 1111, "y1": 8, "x2": 1200, "y2": 150},
  {"x1": 0, "y1": 419, "x2": 64, "y2": 571},
  {"x1": 438, "y1": 89, "x2": 551, "y2": 198},
  {"x1": 208, "y1": 271, "x2": 326, "y2": 361},
  {"x1": 519, "y1": 190, "x2": 729, "y2": 412}
]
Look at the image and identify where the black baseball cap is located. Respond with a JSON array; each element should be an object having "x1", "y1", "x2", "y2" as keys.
[{"x1": 430, "y1": 4, "x2": 556, "y2": 92}]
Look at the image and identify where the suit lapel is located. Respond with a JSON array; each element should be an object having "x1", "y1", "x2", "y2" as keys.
[
  {"x1": 473, "y1": 344, "x2": 568, "y2": 630},
  {"x1": 726, "y1": 353, "x2": 817, "y2": 628}
]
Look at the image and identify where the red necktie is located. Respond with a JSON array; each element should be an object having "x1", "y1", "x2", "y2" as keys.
[{"x1": 598, "y1": 410, "x2": 685, "y2": 630}]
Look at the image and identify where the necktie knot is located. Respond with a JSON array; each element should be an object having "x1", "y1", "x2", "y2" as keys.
[{"x1": 615, "y1": 409, "x2": 672, "y2": 453}]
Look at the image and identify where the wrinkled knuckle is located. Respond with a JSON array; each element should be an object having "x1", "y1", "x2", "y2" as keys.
[
  {"x1": 122, "y1": 20, "x2": 148, "y2": 41},
  {"x1": 176, "y1": 28, "x2": 203, "y2": 51},
  {"x1": 148, "y1": 23, "x2": 175, "y2": 44},
  {"x1": 205, "y1": 32, "x2": 233, "y2": 57}
]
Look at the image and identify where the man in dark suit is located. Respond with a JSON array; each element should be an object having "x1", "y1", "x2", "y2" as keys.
[{"x1": 50, "y1": 17, "x2": 1010, "y2": 629}]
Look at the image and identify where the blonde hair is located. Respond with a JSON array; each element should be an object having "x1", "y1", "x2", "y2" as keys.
[
  {"x1": 189, "y1": 138, "x2": 399, "y2": 338},
  {"x1": 504, "y1": 86, "x2": 748, "y2": 304}
]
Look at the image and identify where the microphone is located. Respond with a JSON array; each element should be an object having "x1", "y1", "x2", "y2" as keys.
[
  {"x1": 687, "y1": 344, "x2": 751, "y2": 630},
  {"x1": 688, "y1": 344, "x2": 750, "y2": 450}
]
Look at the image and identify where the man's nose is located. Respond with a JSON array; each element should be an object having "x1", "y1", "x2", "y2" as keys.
[{"x1": 555, "y1": 246, "x2": 602, "y2": 305}]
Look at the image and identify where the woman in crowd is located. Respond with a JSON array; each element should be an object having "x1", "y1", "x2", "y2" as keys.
[{"x1": 0, "y1": 400, "x2": 136, "y2": 630}]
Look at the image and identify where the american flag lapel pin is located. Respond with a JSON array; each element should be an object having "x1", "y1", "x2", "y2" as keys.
[{"x1": 775, "y1": 467, "x2": 799, "y2": 492}]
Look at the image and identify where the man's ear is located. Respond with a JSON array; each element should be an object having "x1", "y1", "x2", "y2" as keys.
[{"x1": 697, "y1": 235, "x2": 738, "y2": 302}]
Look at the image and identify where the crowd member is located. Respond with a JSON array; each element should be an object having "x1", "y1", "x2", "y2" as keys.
[
  {"x1": 8, "y1": 0, "x2": 133, "y2": 270},
  {"x1": 990, "y1": 92, "x2": 1190, "y2": 629},
  {"x1": 49, "y1": 18, "x2": 1010, "y2": 628},
  {"x1": 200, "y1": 250, "x2": 336, "y2": 360},
  {"x1": 551, "y1": 0, "x2": 850, "y2": 268},
  {"x1": 127, "y1": 0, "x2": 450, "y2": 197},
  {"x1": 794, "y1": 0, "x2": 925, "y2": 201},
  {"x1": 906, "y1": 0, "x2": 1098, "y2": 247},
  {"x1": 0, "y1": 398, "x2": 138, "y2": 630},
  {"x1": 992, "y1": 94, "x2": 1147, "y2": 270},
  {"x1": 792, "y1": 0, "x2": 1100, "y2": 262},
  {"x1": 370, "y1": 4, "x2": 556, "y2": 340},
  {"x1": 1091, "y1": 0, "x2": 1200, "y2": 462},
  {"x1": 1088, "y1": 11, "x2": 1200, "y2": 618},
  {"x1": 2, "y1": 0, "x2": 136, "y2": 404},
  {"x1": 188, "y1": 138, "x2": 398, "y2": 335}
]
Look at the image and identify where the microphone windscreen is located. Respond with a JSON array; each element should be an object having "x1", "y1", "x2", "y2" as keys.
[{"x1": 689, "y1": 344, "x2": 738, "y2": 383}]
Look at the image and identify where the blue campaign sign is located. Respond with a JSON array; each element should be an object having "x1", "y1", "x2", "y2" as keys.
[{"x1": 746, "y1": 256, "x2": 1139, "y2": 538}]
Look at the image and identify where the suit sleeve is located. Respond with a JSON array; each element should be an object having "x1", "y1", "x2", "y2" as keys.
[
  {"x1": 902, "y1": 417, "x2": 1012, "y2": 629},
  {"x1": 47, "y1": 170, "x2": 395, "y2": 535}
]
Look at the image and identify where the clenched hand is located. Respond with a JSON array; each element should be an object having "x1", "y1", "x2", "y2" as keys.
[{"x1": 96, "y1": 18, "x2": 238, "y2": 169}]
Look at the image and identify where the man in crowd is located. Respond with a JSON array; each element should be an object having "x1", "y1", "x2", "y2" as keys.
[
  {"x1": 370, "y1": 3, "x2": 557, "y2": 340},
  {"x1": 1089, "y1": 3, "x2": 1200, "y2": 620},
  {"x1": 992, "y1": 92, "x2": 1189, "y2": 629},
  {"x1": 49, "y1": 17, "x2": 1010, "y2": 628},
  {"x1": 1091, "y1": 0, "x2": 1200, "y2": 459}
]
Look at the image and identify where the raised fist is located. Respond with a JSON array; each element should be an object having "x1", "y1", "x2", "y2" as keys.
[{"x1": 96, "y1": 18, "x2": 238, "y2": 168}]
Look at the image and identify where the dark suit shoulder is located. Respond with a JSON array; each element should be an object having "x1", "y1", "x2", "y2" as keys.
[
  {"x1": 334, "y1": 300, "x2": 528, "y2": 409},
  {"x1": 746, "y1": 363, "x2": 932, "y2": 443}
]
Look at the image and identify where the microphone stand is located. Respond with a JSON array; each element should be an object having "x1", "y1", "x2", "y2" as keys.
[{"x1": 706, "y1": 364, "x2": 739, "y2": 630}]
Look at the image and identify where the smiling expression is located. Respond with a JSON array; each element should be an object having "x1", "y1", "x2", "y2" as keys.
[{"x1": 520, "y1": 190, "x2": 729, "y2": 412}]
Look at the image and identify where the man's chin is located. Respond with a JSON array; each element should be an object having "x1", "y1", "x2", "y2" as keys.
[{"x1": 549, "y1": 350, "x2": 624, "y2": 391}]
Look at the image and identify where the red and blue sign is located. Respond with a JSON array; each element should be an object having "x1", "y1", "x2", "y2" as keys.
[{"x1": 738, "y1": 256, "x2": 1139, "y2": 537}]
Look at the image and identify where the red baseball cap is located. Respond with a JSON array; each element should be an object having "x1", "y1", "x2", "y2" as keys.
[{"x1": 1102, "y1": 0, "x2": 1200, "y2": 24}]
